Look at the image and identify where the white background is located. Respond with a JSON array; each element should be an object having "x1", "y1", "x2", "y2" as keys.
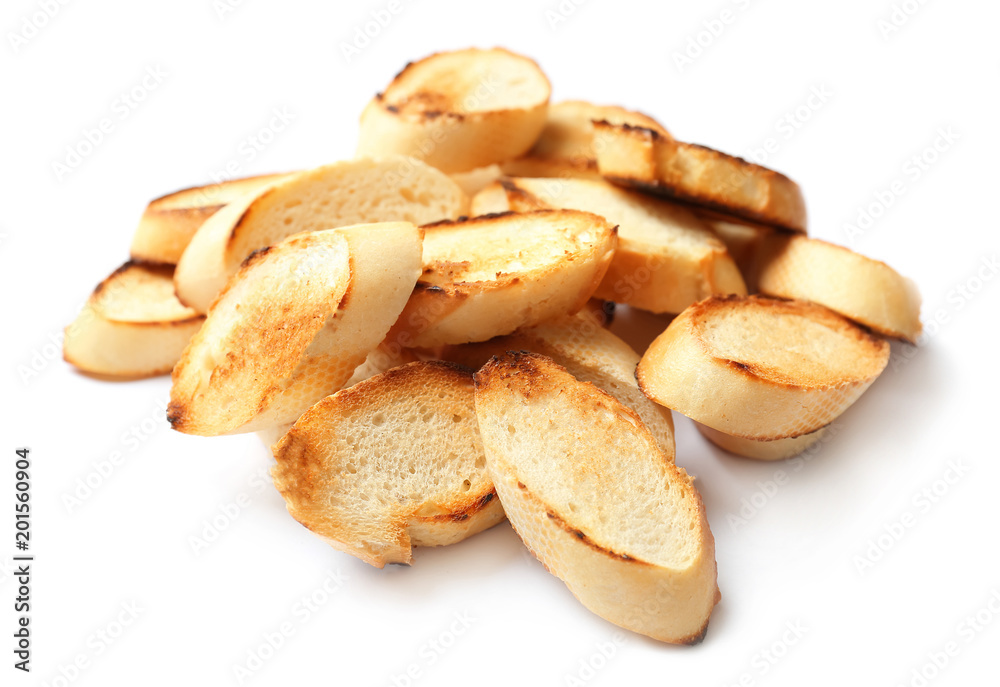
[{"x1": 2, "y1": 0, "x2": 999, "y2": 685}]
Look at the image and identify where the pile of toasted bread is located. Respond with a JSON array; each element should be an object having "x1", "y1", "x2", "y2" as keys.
[{"x1": 64, "y1": 47, "x2": 921, "y2": 644}]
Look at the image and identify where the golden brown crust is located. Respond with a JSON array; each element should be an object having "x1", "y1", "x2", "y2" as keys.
[
  {"x1": 170, "y1": 222, "x2": 422, "y2": 436},
  {"x1": 169, "y1": 235, "x2": 351, "y2": 431},
  {"x1": 145, "y1": 172, "x2": 289, "y2": 208},
  {"x1": 224, "y1": 184, "x2": 284, "y2": 251},
  {"x1": 357, "y1": 48, "x2": 552, "y2": 173},
  {"x1": 475, "y1": 351, "x2": 719, "y2": 643},
  {"x1": 275, "y1": 360, "x2": 480, "y2": 508},
  {"x1": 88, "y1": 261, "x2": 203, "y2": 327},
  {"x1": 595, "y1": 119, "x2": 668, "y2": 141},
  {"x1": 64, "y1": 261, "x2": 205, "y2": 379},
  {"x1": 389, "y1": 209, "x2": 617, "y2": 348},
  {"x1": 415, "y1": 490, "x2": 497, "y2": 524},
  {"x1": 594, "y1": 121, "x2": 807, "y2": 233},
  {"x1": 377, "y1": 47, "x2": 551, "y2": 118},
  {"x1": 688, "y1": 295, "x2": 888, "y2": 388},
  {"x1": 637, "y1": 295, "x2": 890, "y2": 440},
  {"x1": 477, "y1": 176, "x2": 746, "y2": 314},
  {"x1": 755, "y1": 234, "x2": 922, "y2": 342},
  {"x1": 91, "y1": 260, "x2": 145, "y2": 296},
  {"x1": 271, "y1": 360, "x2": 501, "y2": 567},
  {"x1": 131, "y1": 173, "x2": 293, "y2": 265},
  {"x1": 499, "y1": 101, "x2": 670, "y2": 180}
]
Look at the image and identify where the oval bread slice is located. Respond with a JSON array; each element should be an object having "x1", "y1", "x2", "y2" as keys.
[
  {"x1": 271, "y1": 361, "x2": 503, "y2": 568},
  {"x1": 174, "y1": 156, "x2": 466, "y2": 313},
  {"x1": 473, "y1": 177, "x2": 746, "y2": 313},
  {"x1": 441, "y1": 313, "x2": 675, "y2": 459},
  {"x1": 130, "y1": 172, "x2": 294, "y2": 265},
  {"x1": 388, "y1": 209, "x2": 617, "y2": 348},
  {"x1": 593, "y1": 121, "x2": 807, "y2": 233},
  {"x1": 357, "y1": 48, "x2": 551, "y2": 173},
  {"x1": 500, "y1": 100, "x2": 669, "y2": 179},
  {"x1": 756, "y1": 234, "x2": 922, "y2": 343},
  {"x1": 696, "y1": 423, "x2": 828, "y2": 461},
  {"x1": 474, "y1": 352, "x2": 719, "y2": 644},
  {"x1": 63, "y1": 261, "x2": 204, "y2": 378},
  {"x1": 168, "y1": 222, "x2": 422, "y2": 436},
  {"x1": 637, "y1": 295, "x2": 890, "y2": 440}
]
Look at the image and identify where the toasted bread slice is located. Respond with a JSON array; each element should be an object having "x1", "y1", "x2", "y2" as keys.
[
  {"x1": 696, "y1": 423, "x2": 828, "y2": 461},
  {"x1": 593, "y1": 121, "x2": 807, "y2": 233},
  {"x1": 168, "y1": 222, "x2": 422, "y2": 436},
  {"x1": 174, "y1": 156, "x2": 466, "y2": 313},
  {"x1": 63, "y1": 261, "x2": 204, "y2": 378},
  {"x1": 637, "y1": 296, "x2": 889, "y2": 440},
  {"x1": 474, "y1": 352, "x2": 719, "y2": 643},
  {"x1": 441, "y1": 314, "x2": 675, "y2": 459},
  {"x1": 129, "y1": 173, "x2": 294, "y2": 265},
  {"x1": 271, "y1": 361, "x2": 503, "y2": 567},
  {"x1": 473, "y1": 177, "x2": 746, "y2": 313},
  {"x1": 388, "y1": 210, "x2": 617, "y2": 348},
  {"x1": 357, "y1": 48, "x2": 551, "y2": 173},
  {"x1": 756, "y1": 234, "x2": 922, "y2": 343},
  {"x1": 690, "y1": 221, "x2": 923, "y2": 341},
  {"x1": 500, "y1": 101, "x2": 669, "y2": 179}
]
